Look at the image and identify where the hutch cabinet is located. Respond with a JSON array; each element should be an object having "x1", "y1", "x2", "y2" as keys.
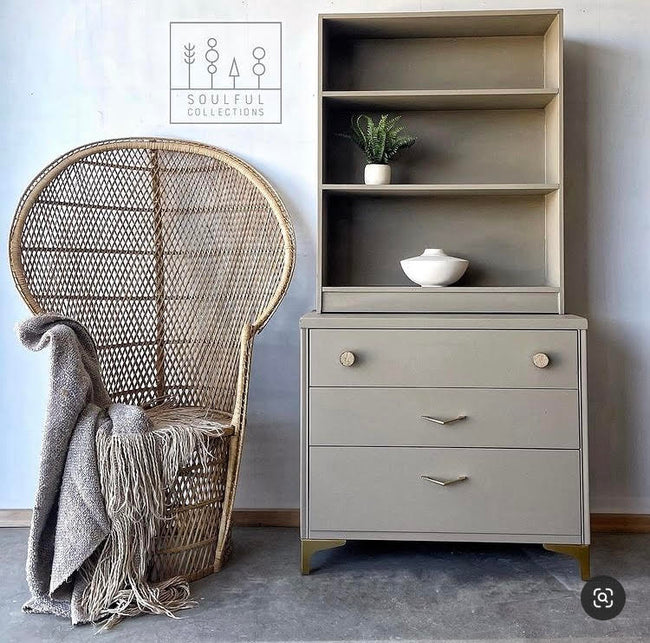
[{"x1": 301, "y1": 9, "x2": 590, "y2": 579}]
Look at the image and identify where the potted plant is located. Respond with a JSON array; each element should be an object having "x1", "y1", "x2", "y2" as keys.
[{"x1": 340, "y1": 114, "x2": 417, "y2": 185}]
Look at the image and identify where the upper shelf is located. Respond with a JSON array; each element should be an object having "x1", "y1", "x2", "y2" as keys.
[
  {"x1": 322, "y1": 89, "x2": 559, "y2": 111},
  {"x1": 321, "y1": 10, "x2": 560, "y2": 38},
  {"x1": 322, "y1": 184, "x2": 560, "y2": 196}
]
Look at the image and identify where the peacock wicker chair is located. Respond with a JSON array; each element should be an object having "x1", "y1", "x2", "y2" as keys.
[{"x1": 9, "y1": 137, "x2": 295, "y2": 582}]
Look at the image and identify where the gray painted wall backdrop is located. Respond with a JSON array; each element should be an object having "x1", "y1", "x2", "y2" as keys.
[{"x1": 0, "y1": 0, "x2": 648, "y2": 513}]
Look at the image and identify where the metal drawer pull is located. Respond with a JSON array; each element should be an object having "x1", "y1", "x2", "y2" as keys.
[
  {"x1": 421, "y1": 415, "x2": 467, "y2": 425},
  {"x1": 421, "y1": 475, "x2": 469, "y2": 487}
]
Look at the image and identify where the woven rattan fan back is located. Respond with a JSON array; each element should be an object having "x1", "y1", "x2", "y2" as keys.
[{"x1": 9, "y1": 138, "x2": 295, "y2": 413}]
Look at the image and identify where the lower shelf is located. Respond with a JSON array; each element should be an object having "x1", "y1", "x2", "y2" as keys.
[{"x1": 321, "y1": 286, "x2": 561, "y2": 313}]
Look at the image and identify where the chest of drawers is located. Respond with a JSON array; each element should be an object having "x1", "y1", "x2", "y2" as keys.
[{"x1": 300, "y1": 314, "x2": 590, "y2": 578}]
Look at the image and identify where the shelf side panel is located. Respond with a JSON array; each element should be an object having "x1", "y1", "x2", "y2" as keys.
[
  {"x1": 317, "y1": 16, "x2": 326, "y2": 311},
  {"x1": 545, "y1": 189, "x2": 562, "y2": 290},
  {"x1": 544, "y1": 13, "x2": 564, "y2": 311},
  {"x1": 544, "y1": 14, "x2": 562, "y2": 89}
]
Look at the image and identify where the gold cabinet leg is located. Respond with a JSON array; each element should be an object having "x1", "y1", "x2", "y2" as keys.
[
  {"x1": 543, "y1": 544, "x2": 591, "y2": 580},
  {"x1": 301, "y1": 539, "x2": 346, "y2": 575}
]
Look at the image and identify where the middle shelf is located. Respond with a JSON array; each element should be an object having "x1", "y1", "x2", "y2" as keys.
[
  {"x1": 322, "y1": 184, "x2": 559, "y2": 196},
  {"x1": 322, "y1": 88, "x2": 559, "y2": 111}
]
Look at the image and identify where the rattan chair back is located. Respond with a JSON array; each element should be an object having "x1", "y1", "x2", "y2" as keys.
[{"x1": 9, "y1": 138, "x2": 295, "y2": 414}]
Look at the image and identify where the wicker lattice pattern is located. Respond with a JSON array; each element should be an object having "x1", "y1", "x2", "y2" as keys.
[
  {"x1": 150, "y1": 426, "x2": 232, "y2": 583},
  {"x1": 9, "y1": 138, "x2": 295, "y2": 581}
]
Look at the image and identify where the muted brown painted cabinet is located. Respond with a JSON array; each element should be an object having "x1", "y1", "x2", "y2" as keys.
[
  {"x1": 302, "y1": 9, "x2": 590, "y2": 580},
  {"x1": 300, "y1": 315, "x2": 590, "y2": 575}
]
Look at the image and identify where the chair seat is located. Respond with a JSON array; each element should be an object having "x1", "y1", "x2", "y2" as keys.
[{"x1": 146, "y1": 405, "x2": 236, "y2": 438}]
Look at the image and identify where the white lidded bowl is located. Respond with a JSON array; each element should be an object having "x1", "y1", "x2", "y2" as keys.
[{"x1": 400, "y1": 248, "x2": 469, "y2": 287}]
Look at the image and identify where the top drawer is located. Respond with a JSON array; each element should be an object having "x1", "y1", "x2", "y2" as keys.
[{"x1": 309, "y1": 329, "x2": 578, "y2": 389}]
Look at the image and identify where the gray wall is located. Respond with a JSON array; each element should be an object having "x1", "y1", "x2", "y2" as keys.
[{"x1": 0, "y1": 0, "x2": 648, "y2": 513}]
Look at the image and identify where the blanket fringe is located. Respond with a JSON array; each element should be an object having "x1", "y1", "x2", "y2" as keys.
[
  {"x1": 89, "y1": 576, "x2": 194, "y2": 631},
  {"x1": 80, "y1": 417, "x2": 215, "y2": 629}
]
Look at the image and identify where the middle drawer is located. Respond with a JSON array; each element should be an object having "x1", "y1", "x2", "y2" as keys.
[{"x1": 310, "y1": 387, "x2": 580, "y2": 448}]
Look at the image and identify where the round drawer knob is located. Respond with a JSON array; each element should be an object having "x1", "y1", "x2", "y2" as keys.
[
  {"x1": 532, "y1": 352, "x2": 550, "y2": 369},
  {"x1": 339, "y1": 351, "x2": 356, "y2": 367}
]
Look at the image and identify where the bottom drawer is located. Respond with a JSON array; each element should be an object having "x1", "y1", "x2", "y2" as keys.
[{"x1": 309, "y1": 447, "x2": 581, "y2": 537}]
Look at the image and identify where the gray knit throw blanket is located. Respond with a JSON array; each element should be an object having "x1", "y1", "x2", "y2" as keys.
[{"x1": 18, "y1": 313, "x2": 207, "y2": 628}]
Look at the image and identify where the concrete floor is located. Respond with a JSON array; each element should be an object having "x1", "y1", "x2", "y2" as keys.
[{"x1": 0, "y1": 528, "x2": 648, "y2": 642}]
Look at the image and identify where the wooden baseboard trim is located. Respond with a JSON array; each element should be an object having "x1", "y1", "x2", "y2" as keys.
[
  {"x1": 1, "y1": 509, "x2": 648, "y2": 533},
  {"x1": 590, "y1": 513, "x2": 650, "y2": 533},
  {"x1": 232, "y1": 509, "x2": 300, "y2": 528},
  {"x1": 0, "y1": 509, "x2": 32, "y2": 527},
  {"x1": 0, "y1": 508, "x2": 301, "y2": 529}
]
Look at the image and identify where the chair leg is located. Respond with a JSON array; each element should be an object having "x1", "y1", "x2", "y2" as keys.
[
  {"x1": 543, "y1": 543, "x2": 591, "y2": 580},
  {"x1": 301, "y1": 539, "x2": 346, "y2": 575}
]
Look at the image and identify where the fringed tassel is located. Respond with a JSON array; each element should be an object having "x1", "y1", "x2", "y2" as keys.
[
  {"x1": 80, "y1": 417, "x2": 217, "y2": 630},
  {"x1": 89, "y1": 577, "x2": 193, "y2": 631}
]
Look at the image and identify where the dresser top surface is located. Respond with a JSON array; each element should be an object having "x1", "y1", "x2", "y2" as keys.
[{"x1": 300, "y1": 312, "x2": 587, "y2": 330}]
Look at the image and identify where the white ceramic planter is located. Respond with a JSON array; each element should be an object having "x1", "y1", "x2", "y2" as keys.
[
  {"x1": 364, "y1": 164, "x2": 391, "y2": 185},
  {"x1": 400, "y1": 248, "x2": 469, "y2": 287}
]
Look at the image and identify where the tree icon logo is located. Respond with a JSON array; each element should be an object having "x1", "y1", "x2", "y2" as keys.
[
  {"x1": 229, "y1": 57, "x2": 240, "y2": 88},
  {"x1": 170, "y1": 22, "x2": 282, "y2": 124},
  {"x1": 205, "y1": 38, "x2": 219, "y2": 89},
  {"x1": 252, "y1": 46, "x2": 266, "y2": 89},
  {"x1": 183, "y1": 43, "x2": 195, "y2": 89}
]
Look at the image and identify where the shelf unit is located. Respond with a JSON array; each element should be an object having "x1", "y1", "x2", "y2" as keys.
[{"x1": 317, "y1": 9, "x2": 564, "y2": 313}]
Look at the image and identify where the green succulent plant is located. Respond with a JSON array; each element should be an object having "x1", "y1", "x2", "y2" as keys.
[{"x1": 340, "y1": 114, "x2": 417, "y2": 165}]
